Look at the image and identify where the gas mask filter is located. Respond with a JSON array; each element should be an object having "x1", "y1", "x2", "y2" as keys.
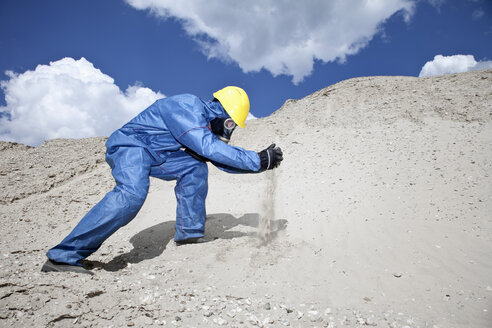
[{"x1": 210, "y1": 117, "x2": 237, "y2": 143}]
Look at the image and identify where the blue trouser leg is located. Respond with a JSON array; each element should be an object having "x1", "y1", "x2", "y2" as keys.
[
  {"x1": 47, "y1": 146, "x2": 151, "y2": 266},
  {"x1": 150, "y1": 151, "x2": 208, "y2": 241}
]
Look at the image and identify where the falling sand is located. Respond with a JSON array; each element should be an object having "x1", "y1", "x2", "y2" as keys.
[{"x1": 259, "y1": 170, "x2": 276, "y2": 243}]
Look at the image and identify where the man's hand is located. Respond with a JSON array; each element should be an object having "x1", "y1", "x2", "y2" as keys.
[{"x1": 258, "y1": 144, "x2": 283, "y2": 171}]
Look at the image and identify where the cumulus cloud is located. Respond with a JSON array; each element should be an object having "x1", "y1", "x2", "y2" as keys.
[
  {"x1": 0, "y1": 57, "x2": 163, "y2": 146},
  {"x1": 126, "y1": 0, "x2": 415, "y2": 84},
  {"x1": 419, "y1": 54, "x2": 492, "y2": 77}
]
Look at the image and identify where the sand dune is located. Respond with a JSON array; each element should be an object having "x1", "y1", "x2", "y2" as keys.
[{"x1": 1, "y1": 69, "x2": 491, "y2": 327}]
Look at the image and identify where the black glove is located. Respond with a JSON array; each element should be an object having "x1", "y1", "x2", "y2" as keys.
[{"x1": 258, "y1": 144, "x2": 283, "y2": 171}]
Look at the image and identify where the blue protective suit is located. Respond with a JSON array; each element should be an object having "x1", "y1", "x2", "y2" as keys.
[{"x1": 47, "y1": 94, "x2": 261, "y2": 265}]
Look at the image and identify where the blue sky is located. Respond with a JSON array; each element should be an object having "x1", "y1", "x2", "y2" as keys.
[{"x1": 0, "y1": 0, "x2": 491, "y2": 146}]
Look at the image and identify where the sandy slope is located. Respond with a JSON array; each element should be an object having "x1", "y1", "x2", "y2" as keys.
[{"x1": 0, "y1": 69, "x2": 491, "y2": 327}]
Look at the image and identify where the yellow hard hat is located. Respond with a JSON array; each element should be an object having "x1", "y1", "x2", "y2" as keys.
[{"x1": 213, "y1": 86, "x2": 250, "y2": 128}]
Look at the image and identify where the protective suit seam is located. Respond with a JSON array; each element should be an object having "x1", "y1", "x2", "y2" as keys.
[{"x1": 176, "y1": 126, "x2": 210, "y2": 140}]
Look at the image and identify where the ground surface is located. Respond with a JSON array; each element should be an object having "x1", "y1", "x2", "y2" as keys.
[{"x1": 1, "y1": 69, "x2": 491, "y2": 327}]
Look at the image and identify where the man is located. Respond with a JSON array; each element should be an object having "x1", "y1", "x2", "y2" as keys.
[{"x1": 41, "y1": 86, "x2": 283, "y2": 275}]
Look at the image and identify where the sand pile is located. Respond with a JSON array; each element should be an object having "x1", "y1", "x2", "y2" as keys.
[{"x1": 0, "y1": 69, "x2": 491, "y2": 327}]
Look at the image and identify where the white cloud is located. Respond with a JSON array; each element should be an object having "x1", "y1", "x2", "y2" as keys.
[
  {"x1": 126, "y1": 0, "x2": 415, "y2": 84},
  {"x1": 246, "y1": 112, "x2": 257, "y2": 121},
  {"x1": 472, "y1": 9, "x2": 484, "y2": 20},
  {"x1": 427, "y1": 0, "x2": 446, "y2": 9},
  {"x1": 0, "y1": 57, "x2": 163, "y2": 146},
  {"x1": 419, "y1": 54, "x2": 492, "y2": 77}
]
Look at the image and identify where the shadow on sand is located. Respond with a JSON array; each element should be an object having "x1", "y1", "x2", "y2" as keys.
[{"x1": 87, "y1": 213, "x2": 287, "y2": 272}]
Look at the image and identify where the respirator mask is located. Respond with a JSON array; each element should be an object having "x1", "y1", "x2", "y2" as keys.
[
  {"x1": 210, "y1": 117, "x2": 237, "y2": 143},
  {"x1": 184, "y1": 117, "x2": 237, "y2": 162}
]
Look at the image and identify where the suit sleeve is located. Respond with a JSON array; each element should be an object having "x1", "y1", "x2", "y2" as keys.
[
  {"x1": 210, "y1": 160, "x2": 258, "y2": 174},
  {"x1": 161, "y1": 97, "x2": 261, "y2": 172}
]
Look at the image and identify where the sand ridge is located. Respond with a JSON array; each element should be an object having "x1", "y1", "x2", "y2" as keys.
[{"x1": 0, "y1": 69, "x2": 491, "y2": 327}]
